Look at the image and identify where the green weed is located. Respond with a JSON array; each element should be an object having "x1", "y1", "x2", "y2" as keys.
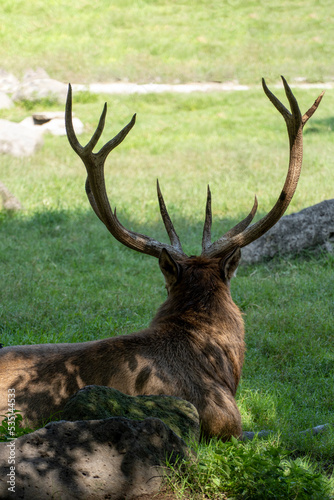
[{"x1": 0, "y1": 411, "x2": 34, "y2": 441}]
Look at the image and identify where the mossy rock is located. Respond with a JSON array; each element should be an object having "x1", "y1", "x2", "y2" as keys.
[{"x1": 62, "y1": 385, "x2": 200, "y2": 443}]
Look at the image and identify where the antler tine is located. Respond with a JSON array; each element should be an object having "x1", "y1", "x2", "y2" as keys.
[
  {"x1": 202, "y1": 185, "x2": 212, "y2": 252},
  {"x1": 65, "y1": 84, "x2": 82, "y2": 153},
  {"x1": 202, "y1": 78, "x2": 323, "y2": 259},
  {"x1": 262, "y1": 77, "x2": 300, "y2": 124},
  {"x1": 220, "y1": 195, "x2": 258, "y2": 240},
  {"x1": 86, "y1": 103, "x2": 107, "y2": 152},
  {"x1": 65, "y1": 83, "x2": 108, "y2": 156},
  {"x1": 157, "y1": 180, "x2": 184, "y2": 253},
  {"x1": 98, "y1": 113, "x2": 137, "y2": 162},
  {"x1": 302, "y1": 90, "x2": 325, "y2": 125},
  {"x1": 66, "y1": 85, "x2": 187, "y2": 261},
  {"x1": 201, "y1": 195, "x2": 257, "y2": 254}
]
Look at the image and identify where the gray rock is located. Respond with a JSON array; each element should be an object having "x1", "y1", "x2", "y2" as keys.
[
  {"x1": 0, "y1": 119, "x2": 43, "y2": 156},
  {"x1": 0, "y1": 92, "x2": 13, "y2": 109},
  {"x1": 12, "y1": 68, "x2": 68, "y2": 104},
  {"x1": 241, "y1": 199, "x2": 334, "y2": 264},
  {"x1": 0, "y1": 417, "x2": 188, "y2": 500},
  {"x1": 62, "y1": 385, "x2": 200, "y2": 443}
]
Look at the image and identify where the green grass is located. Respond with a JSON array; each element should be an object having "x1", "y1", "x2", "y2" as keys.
[
  {"x1": 1, "y1": 0, "x2": 334, "y2": 84},
  {"x1": 0, "y1": 87, "x2": 333, "y2": 497},
  {"x1": 167, "y1": 436, "x2": 334, "y2": 499}
]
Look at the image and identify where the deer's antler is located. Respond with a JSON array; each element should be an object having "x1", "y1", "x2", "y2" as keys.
[
  {"x1": 65, "y1": 84, "x2": 186, "y2": 260},
  {"x1": 201, "y1": 76, "x2": 324, "y2": 258}
]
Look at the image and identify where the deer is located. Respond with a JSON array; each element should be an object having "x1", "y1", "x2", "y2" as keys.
[{"x1": 0, "y1": 78, "x2": 323, "y2": 440}]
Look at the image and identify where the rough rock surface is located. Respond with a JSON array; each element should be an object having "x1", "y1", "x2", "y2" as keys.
[
  {"x1": 62, "y1": 385, "x2": 200, "y2": 443},
  {"x1": 0, "y1": 417, "x2": 188, "y2": 500},
  {"x1": 0, "y1": 119, "x2": 43, "y2": 156},
  {"x1": 241, "y1": 199, "x2": 334, "y2": 264}
]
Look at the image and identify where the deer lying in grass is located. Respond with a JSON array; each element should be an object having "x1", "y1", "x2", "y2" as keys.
[{"x1": 0, "y1": 78, "x2": 323, "y2": 439}]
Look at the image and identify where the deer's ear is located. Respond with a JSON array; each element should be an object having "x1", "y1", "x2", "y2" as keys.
[
  {"x1": 159, "y1": 248, "x2": 181, "y2": 287},
  {"x1": 220, "y1": 247, "x2": 241, "y2": 283}
]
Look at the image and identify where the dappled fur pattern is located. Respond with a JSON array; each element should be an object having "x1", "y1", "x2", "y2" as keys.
[{"x1": 0, "y1": 251, "x2": 244, "y2": 440}]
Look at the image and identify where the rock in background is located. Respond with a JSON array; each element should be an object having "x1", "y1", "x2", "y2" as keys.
[
  {"x1": 21, "y1": 111, "x2": 83, "y2": 137},
  {"x1": 241, "y1": 199, "x2": 334, "y2": 264},
  {"x1": 0, "y1": 68, "x2": 83, "y2": 158},
  {"x1": 62, "y1": 385, "x2": 200, "y2": 443},
  {"x1": 0, "y1": 417, "x2": 188, "y2": 500},
  {"x1": 12, "y1": 68, "x2": 68, "y2": 104},
  {"x1": 0, "y1": 119, "x2": 44, "y2": 157}
]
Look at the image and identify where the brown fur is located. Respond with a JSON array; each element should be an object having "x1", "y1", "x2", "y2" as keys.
[{"x1": 0, "y1": 251, "x2": 244, "y2": 440}]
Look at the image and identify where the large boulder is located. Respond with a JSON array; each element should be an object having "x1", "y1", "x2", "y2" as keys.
[
  {"x1": 62, "y1": 385, "x2": 200, "y2": 443},
  {"x1": 0, "y1": 417, "x2": 187, "y2": 499},
  {"x1": 241, "y1": 199, "x2": 334, "y2": 265}
]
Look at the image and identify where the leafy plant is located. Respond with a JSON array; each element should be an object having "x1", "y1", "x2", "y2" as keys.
[{"x1": 0, "y1": 411, "x2": 34, "y2": 441}]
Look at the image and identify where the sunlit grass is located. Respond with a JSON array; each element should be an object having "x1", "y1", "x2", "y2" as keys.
[
  {"x1": 167, "y1": 436, "x2": 334, "y2": 499},
  {"x1": 0, "y1": 0, "x2": 334, "y2": 84}
]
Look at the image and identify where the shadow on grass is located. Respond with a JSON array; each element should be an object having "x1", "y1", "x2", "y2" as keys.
[
  {"x1": 1, "y1": 208, "x2": 333, "y2": 463},
  {"x1": 303, "y1": 116, "x2": 334, "y2": 134}
]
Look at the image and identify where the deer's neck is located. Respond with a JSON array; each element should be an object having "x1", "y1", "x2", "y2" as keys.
[{"x1": 150, "y1": 290, "x2": 244, "y2": 340}]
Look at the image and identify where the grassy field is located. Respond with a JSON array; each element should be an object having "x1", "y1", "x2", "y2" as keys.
[
  {"x1": 1, "y1": 0, "x2": 334, "y2": 497},
  {"x1": 0, "y1": 85, "x2": 333, "y2": 497},
  {"x1": 1, "y1": 0, "x2": 334, "y2": 84}
]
